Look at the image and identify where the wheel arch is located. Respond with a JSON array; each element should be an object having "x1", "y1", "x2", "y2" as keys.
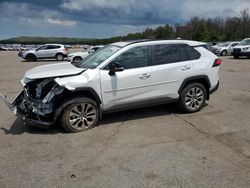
[
  {"x1": 55, "y1": 52, "x2": 64, "y2": 57},
  {"x1": 25, "y1": 53, "x2": 36, "y2": 59},
  {"x1": 53, "y1": 87, "x2": 102, "y2": 121},
  {"x1": 178, "y1": 75, "x2": 211, "y2": 100},
  {"x1": 73, "y1": 56, "x2": 82, "y2": 60}
]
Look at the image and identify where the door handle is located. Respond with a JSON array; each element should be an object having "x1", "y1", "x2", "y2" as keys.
[
  {"x1": 181, "y1": 66, "x2": 191, "y2": 71},
  {"x1": 139, "y1": 73, "x2": 151, "y2": 79}
]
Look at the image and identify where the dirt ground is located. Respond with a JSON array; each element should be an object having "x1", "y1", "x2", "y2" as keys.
[{"x1": 0, "y1": 51, "x2": 250, "y2": 188}]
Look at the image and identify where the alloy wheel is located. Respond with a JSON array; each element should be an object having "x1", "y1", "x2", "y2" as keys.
[
  {"x1": 68, "y1": 103, "x2": 97, "y2": 131},
  {"x1": 185, "y1": 87, "x2": 204, "y2": 111}
]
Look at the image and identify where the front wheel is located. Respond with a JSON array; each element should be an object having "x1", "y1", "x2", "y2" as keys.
[
  {"x1": 60, "y1": 98, "x2": 99, "y2": 133},
  {"x1": 26, "y1": 54, "x2": 36, "y2": 62},
  {"x1": 178, "y1": 83, "x2": 207, "y2": 113},
  {"x1": 221, "y1": 50, "x2": 227, "y2": 56},
  {"x1": 73, "y1": 56, "x2": 82, "y2": 63}
]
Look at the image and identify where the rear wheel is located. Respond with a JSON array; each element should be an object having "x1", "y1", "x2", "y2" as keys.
[
  {"x1": 60, "y1": 98, "x2": 99, "y2": 133},
  {"x1": 178, "y1": 83, "x2": 207, "y2": 113},
  {"x1": 56, "y1": 53, "x2": 64, "y2": 61},
  {"x1": 73, "y1": 56, "x2": 82, "y2": 63},
  {"x1": 26, "y1": 54, "x2": 36, "y2": 62}
]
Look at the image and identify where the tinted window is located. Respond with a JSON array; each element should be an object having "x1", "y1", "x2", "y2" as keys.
[
  {"x1": 231, "y1": 43, "x2": 238, "y2": 47},
  {"x1": 114, "y1": 46, "x2": 148, "y2": 69},
  {"x1": 48, "y1": 45, "x2": 60, "y2": 49},
  {"x1": 37, "y1": 45, "x2": 47, "y2": 50},
  {"x1": 152, "y1": 44, "x2": 200, "y2": 65},
  {"x1": 183, "y1": 45, "x2": 201, "y2": 60},
  {"x1": 152, "y1": 44, "x2": 180, "y2": 65}
]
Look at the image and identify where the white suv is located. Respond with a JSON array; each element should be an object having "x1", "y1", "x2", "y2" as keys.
[
  {"x1": 1, "y1": 40, "x2": 221, "y2": 133},
  {"x1": 67, "y1": 45, "x2": 104, "y2": 63},
  {"x1": 18, "y1": 44, "x2": 69, "y2": 61},
  {"x1": 232, "y1": 38, "x2": 250, "y2": 59}
]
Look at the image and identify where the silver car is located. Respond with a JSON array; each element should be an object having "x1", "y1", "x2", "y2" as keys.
[
  {"x1": 211, "y1": 42, "x2": 239, "y2": 56},
  {"x1": 18, "y1": 44, "x2": 69, "y2": 61}
]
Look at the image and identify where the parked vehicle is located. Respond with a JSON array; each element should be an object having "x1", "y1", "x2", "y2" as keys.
[
  {"x1": 211, "y1": 42, "x2": 239, "y2": 56},
  {"x1": 67, "y1": 45, "x2": 104, "y2": 63},
  {"x1": 232, "y1": 38, "x2": 250, "y2": 59},
  {"x1": 18, "y1": 44, "x2": 69, "y2": 61},
  {"x1": 1, "y1": 40, "x2": 221, "y2": 133},
  {"x1": 0, "y1": 46, "x2": 8, "y2": 51}
]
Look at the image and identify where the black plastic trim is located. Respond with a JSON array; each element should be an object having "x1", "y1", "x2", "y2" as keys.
[
  {"x1": 178, "y1": 75, "x2": 211, "y2": 99},
  {"x1": 209, "y1": 81, "x2": 219, "y2": 95}
]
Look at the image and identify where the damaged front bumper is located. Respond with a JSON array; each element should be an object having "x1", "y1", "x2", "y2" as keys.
[
  {"x1": 0, "y1": 91, "x2": 52, "y2": 126},
  {"x1": 0, "y1": 81, "x2": 65, "y2": 127}
]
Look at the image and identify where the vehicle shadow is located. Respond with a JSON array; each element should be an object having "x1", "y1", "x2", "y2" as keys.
[
  {"x1": 0, "y1": 118, "x2": 64, "y2": 135},
  {"x1": 228, "y1": 57, "x2": 249, "y2": 60},
  {"x1": 0, "y1": 103, "x2": 207, "y2": 135},
  {"x1": 20, "y1": 59, "x2": 67, "y2": 63}
]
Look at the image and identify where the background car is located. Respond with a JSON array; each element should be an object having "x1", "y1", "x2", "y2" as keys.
[
  {"x1": 211, "y1": 41, "x2": 239, "y2": 56},
  {"x1": 67, "y1": 45, "x2": 104, "y2": 63},
  {"x1": 18, "y1": 44, "x2": 69, "y2": 61},
  {"x1": 232, "y1": 38, "x2": 250, "y2": 59}
]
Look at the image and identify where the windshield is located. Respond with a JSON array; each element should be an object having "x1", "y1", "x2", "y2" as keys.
[
  {"x1": 218, "y1": 42, "x2": 230, "y2": 47},
  {"x1": 75, "y1": 45, "x2": 120, "y2": 69},
  {"x1": 239, "y1": 39, "x2": 250, "y2": 46}
]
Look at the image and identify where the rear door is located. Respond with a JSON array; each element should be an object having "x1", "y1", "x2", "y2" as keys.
[
  {"x1": 100, "y1": 46, "x2": 152, "y2": 110},
  {"x1": 150, "y1": 44, "x2": 200, "y2": 101}
]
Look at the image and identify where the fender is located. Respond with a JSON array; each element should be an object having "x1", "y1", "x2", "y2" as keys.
[{"x1": 74, "y1": 87, "x2": 102, "y2": 105}]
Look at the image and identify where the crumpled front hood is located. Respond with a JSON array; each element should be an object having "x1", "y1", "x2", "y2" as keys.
[{"x1": 25, "y1": 62, "x2": 86, "y2": 79}]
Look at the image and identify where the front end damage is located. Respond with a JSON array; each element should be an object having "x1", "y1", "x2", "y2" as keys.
[{"x1": 0, "y1": 79, "x2": 65, "y2": 126}]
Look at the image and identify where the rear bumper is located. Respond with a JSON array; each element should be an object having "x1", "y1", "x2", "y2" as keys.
[{"x1": 209, "y1": 81, "x2": 219, "y2": 95}]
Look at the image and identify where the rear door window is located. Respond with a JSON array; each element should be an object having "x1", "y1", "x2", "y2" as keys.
[{"x1": 152, "y1": 44, "x2": 180, "y2": 65}]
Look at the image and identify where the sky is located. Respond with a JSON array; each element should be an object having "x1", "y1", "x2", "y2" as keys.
[{"x1": 0, "y1": 0, "x2": 249, "y2": 39}]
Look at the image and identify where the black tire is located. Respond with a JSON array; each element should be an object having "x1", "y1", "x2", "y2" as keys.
[
  {"x1": 26, "y1": 54, "x2": 36, "y2": 62},
  {"x1": 56, "y1": 53, "x2": 64, "y2": 61},
  {"x1": 178, "y1": 83, "x2": 207, "y2": 113},
  {"x1": 60, "y1": 98, "x2": 99, "y2": 133},
  {"x1": 233, "y1": 55, "x2": 239, "y2": 59},
  {"x1": 221, "y1": 50, "x2": 227, "y2": 56},
  {"x1": 73, "y1": 56, "x2": 82, "y2": 63}
]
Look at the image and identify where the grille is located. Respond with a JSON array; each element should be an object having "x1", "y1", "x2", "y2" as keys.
[{"x1": 234, "y1": 48, "x2": 241, "y2": 53}]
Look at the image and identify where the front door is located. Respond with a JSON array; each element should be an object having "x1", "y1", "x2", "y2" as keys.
[{"x1": 100, "y1": 46, "x2": 152, "y2": 111}]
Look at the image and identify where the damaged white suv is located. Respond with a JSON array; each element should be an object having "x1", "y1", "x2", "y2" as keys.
[{"x1": 1, "y1": 40, "x2": 221, "y2": 133}]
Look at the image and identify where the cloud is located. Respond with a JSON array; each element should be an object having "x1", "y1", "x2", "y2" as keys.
[
  {"x1": 60, "y1": 0, "x2": 250, "y2": 25},
  {"x1": 0, "y1": 2, "x2": 76, "y2": 27},
  {"x1": 47, "y1": 18, "x2": 76, "y2": 27}
]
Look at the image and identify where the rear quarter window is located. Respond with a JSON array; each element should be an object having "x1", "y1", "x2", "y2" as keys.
[{"x1": 180, "y1": 44, "x2": 201, "y2": 61}]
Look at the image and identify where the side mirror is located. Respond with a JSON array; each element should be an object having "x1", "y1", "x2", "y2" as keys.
[{"x1": 108, "y1": 62, "x2": 124, "y2": 76}]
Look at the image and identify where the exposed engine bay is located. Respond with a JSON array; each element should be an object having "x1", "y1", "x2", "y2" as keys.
[{"x1": 12, "y1": 79, "x2": 65, "y2": 125}]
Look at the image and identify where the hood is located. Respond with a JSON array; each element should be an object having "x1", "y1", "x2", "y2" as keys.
[
  {"x1": 68, "y1": 51, "x2": 88, "y2": 57},
  {"x1": 25, "y1": 62, "x2": 86, "y2": 79},
  {"x1": 233, "y1": 45, "x2": 250, "y2": 49}
]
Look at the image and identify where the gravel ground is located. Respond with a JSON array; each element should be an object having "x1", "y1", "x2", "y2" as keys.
[{"x1": 0, "y1": 51, "x2": 250, "y2": 188}]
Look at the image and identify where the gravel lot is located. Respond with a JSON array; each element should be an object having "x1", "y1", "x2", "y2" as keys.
[{"x1": 0, "y1": 51, "x2": 250, "y2": 188}]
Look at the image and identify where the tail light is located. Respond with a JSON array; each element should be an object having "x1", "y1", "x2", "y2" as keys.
[
  {"x1": 213, "y1": 58, "x2": 222, "y2": 67},
  {"x1": 64, "y1": 46, "x2": 68, "y2": 52}
]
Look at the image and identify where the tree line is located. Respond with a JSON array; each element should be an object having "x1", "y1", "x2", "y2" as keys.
[{"x1": 1, "y1": 9, "x2": 250, "y2": 45}]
